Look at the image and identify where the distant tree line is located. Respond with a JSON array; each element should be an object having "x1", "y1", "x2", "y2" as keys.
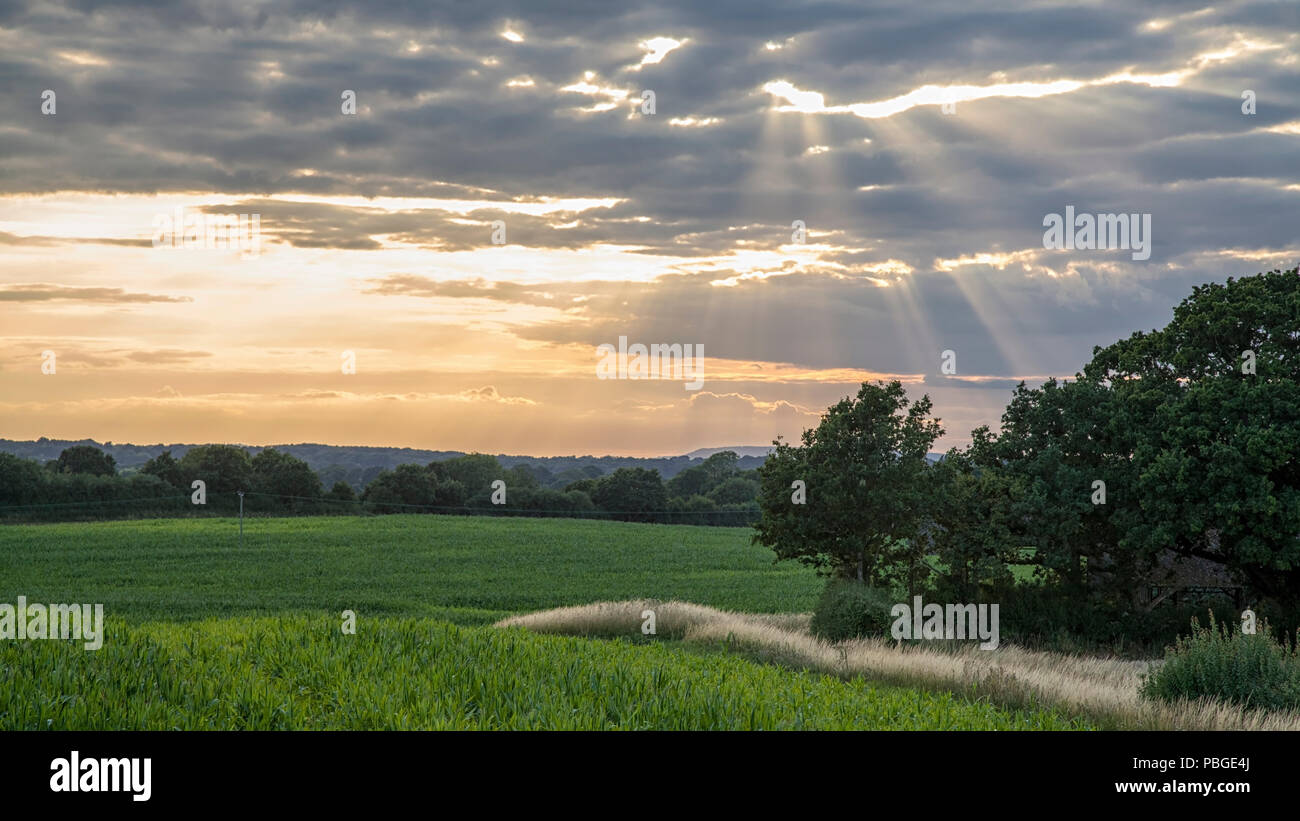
[
  {"x1": 0, "y1": 438, "x2": 769, "y2": 490},
  {"x1": 0, "y1": 444, "x2": 761, "y2": 526}
]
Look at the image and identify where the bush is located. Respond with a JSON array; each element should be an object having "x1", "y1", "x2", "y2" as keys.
[
  {"x1": 810, "y1": 580, "x2": 898, "y2": 642},
  {"x1": 1139, "y1": 612, "x2": 1300, "y2": 712}
]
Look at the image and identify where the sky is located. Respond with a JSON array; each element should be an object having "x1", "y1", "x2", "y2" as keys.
[{"x1": 0, "y1": 0, "x2": 1297, "y2": 456}]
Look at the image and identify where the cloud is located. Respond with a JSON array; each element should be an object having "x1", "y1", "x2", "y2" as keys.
[
  {"x1": 458, "y1": 385, "x2": 536, "y2": 405},
  {"x1": 0, "y1": 284, "x2": 191, "y2": 303},
  {"x1": 126, "y1": 349, "x2": 213, "y2": 364},
  {"x1": 0, "y1": 0, "x2": 1297, "y2": 452}
]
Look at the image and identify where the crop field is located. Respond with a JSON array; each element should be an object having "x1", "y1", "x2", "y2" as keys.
[
  {"x1": 0, "y1": 515, "x2": 821, "y2": 624},
  {"x1": 0, "y1": 514, "x2": 1090, "y2": 730},
  {"x1": 0, "y1": 616, "x2": 1087, "y2": 730}
]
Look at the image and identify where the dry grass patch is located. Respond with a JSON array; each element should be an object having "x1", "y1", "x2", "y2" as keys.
[{"x1": 497, "y1": 599, "x2": 1300, "y2": 731}]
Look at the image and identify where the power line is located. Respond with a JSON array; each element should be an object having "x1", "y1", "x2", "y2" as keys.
[
  {"x1": 238, "y1": 490, "x2": 757, "y2": 516},
  {"x1": 0, "y1": 495, "x2": 190, "y2": 511}
]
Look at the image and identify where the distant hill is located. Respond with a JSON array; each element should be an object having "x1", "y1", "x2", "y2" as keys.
[
  {"x1": 685, "y1": 446, "x2": 776, "y2": 459},
  {"x1": 691, "y1": 445, "x2": 945, "y2": 462}
]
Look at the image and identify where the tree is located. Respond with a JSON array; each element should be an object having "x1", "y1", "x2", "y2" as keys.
[
  {"x1": 592, "y1": 467, "x2": 668, "y2": 522},
  {"x1": 318, "y1": 464, "x2": 352, "y2": 490},
  {"x1": 52, "y1": 445, "x2": 116, "y2": 476},
  {"x1": 431, "y1": 454, "x2": 503, "y2": 499},
  {"x1": 432, "y1": 477, "x2": 466, "y2": 508},
  {"x1": 969, "y1": 268, "x2": 1300, "y2": 620},
  {"x1": 707, "y1": 476, "x2": 759, "y2": 506},
  {"x1": 511, "y1": 463, "x2": 554, "y2": 488},
  {"x1": 979, "y1": 376, "x2": 1132, "y2": 600},
  {"x1": 666, "y1": 466, "x2": 711, "y2": 499},
  {"x1": 326, "y1": 481, "x2": 356, "y2": 503},
  {"x1": 1081, "y1": 268, "x2": 1300, "y2": 613},
  {"x1": 362, "y1": 464, "x2": 436, "y2": 512},
  {"x1": 565, "y1": 489, "x2": 595, "y2": 511},
  {"x1": 752, "y1": 380, "x2": 942, "y2": 585},
  {"x1": 681, "y1": 493, "x2": 720, "y2": 524},
  {"x1": 179, "y1": 445, "x2": 253, "y2": 494},
  {"x1": 506, "y1": 464, "x2": 541, "y2": 491},
  {"x1": 562, "y1": 478, "x2": 600, "y2": 497},
  {"x1": 925, "y1": 444, "x2": 1018, "y2": 602},
  {"x1": 141, "y1": 450, "x2": 184, "y2": 488},
  {"x1": 699, "y1": 451, "x2": 740, "y2": 483},
  {"x1": 0, "y1": 453, "x2": 47, "y2": 507},
  {"x1": 250, "y1": 448, "x2": 323, "y2": 505}
]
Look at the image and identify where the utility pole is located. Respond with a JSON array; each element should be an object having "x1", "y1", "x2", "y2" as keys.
[{"x1": 237, "y1": 490, "x2": 244, "y2": 548}]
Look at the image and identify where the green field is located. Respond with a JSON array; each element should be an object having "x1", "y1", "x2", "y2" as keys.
[
  {"x1": 0, "y1": 515, "x2": 821, "y2": 624},
  {"x1": 0, "y1": 515, "x2": 1091, "y2": 729}
]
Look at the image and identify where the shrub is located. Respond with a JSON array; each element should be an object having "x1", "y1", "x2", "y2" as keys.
[
  {"x1": 810, "y1": 579, "x2": 898, "y2": 642},
  {"x1": 1139, "y1": 612, "x2": 1300, "y2": 712}
]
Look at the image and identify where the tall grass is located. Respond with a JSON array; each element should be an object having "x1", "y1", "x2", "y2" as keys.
[{"x1": 499, "y1": 600, "x2": 1300, "y2": 730}]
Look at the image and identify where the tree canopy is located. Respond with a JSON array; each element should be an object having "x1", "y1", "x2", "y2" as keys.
[{"x1": 52, "y1": 445, "x2": 116, "y2": 477}]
